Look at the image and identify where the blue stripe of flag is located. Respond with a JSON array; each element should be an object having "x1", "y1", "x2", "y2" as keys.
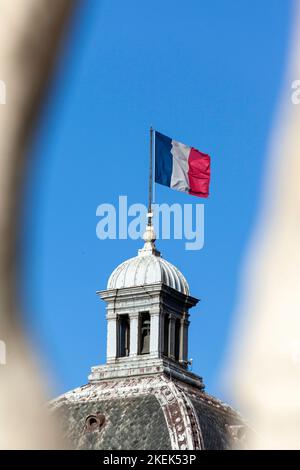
[{"x1": 155, "y1": 131, "x2": 173, "y2": 188}]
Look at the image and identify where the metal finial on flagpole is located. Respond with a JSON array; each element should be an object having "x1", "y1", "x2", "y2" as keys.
[{"x1": 147, "y1": 126, "x2": 153, "y2": 227}]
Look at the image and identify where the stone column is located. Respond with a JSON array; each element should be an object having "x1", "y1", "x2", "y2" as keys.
[
  {"x1": 150, "y1": 311, "x2": 160, "y2": 357},
  {"x1": 129, "y1": 313, "x2": 139, "y2": 357},
  {"x1": 179, "y1": 317, "x2": 190, "y2": 365},
  {"x1": 168, "y1": 315, "x2": 176, "y2": 360},
  {"x1": 106, "y1": 317, "x2": 117, "y2": 362},
  {"x1": 159, "y1": 311, "x2": 165, "y2": 357}
]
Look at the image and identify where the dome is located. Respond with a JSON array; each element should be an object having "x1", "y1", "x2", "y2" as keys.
[
  {"x1": 51, "y1": 374, "x2": 248, "y2": 450},
  {"x1": 107, "y1": 225, "x2": 189, "y2": 295},
  {"x1": 107, "y1": 254, "x2": 189, "y2": 294}
]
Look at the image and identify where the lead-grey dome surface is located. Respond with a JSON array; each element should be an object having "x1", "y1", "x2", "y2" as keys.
[{"x1": 51, "y1": 374, "x2": 248, "y2": 450}]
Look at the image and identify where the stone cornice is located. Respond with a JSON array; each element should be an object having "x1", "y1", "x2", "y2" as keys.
[{"x1": 97, "y1": 283, "x2": 199, "y2": 308}]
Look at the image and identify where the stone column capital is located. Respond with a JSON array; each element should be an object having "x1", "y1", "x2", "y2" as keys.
[
  {"x1": 130, "y1": 312, "x2": 140, "y2": 320},
  {"x1": 150, "y1": 310, "x2": 160, "y2": 317}
]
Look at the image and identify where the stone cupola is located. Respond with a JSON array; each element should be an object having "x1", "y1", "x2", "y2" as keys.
[
  {"x1": 89, "y1": 225, "x2": 202, "y2": 388},
  {"x1": 51, "y1": 223, "x2": 248, "y2": 450}
]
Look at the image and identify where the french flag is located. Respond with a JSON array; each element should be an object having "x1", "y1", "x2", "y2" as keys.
[{"x1": 155, "y1": 131, "x2": 211, "y2": 198}]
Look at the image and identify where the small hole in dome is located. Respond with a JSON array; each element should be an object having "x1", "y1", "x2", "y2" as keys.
[
  {"x1": 85, "y1": 413, "x2": 105, "y2": 433},
  {"x1": 88, "y1": 417, "x2": 97, "y2": 426}
]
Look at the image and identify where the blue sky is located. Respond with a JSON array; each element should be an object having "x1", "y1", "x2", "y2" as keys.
[{"x1": 22, "y1": 0, "x2": 292, "y2": 404}]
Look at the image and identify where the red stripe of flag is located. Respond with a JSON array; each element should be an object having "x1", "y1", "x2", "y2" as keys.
[{"x1": 188, "y1": 148, "x2": 211, "y2": 198}]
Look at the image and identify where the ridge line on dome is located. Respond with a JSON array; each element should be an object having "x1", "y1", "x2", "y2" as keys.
[
  {"x1": 122, "y1": 256, "x2": 136, "y2": 288},
  {"x1": 133, "y1": 256, "x2": 144, "y2": 286},
  {"x1": 107, "y1": 247, "x2": 189, "y2": 294}
]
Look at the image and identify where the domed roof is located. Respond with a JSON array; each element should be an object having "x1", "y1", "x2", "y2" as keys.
[
  {"x1": 107, "y1": 225, "x2": 189, "y2": 295},
  {"x1": 51, "y1": 374, "x2": 248, "y2": 450}
]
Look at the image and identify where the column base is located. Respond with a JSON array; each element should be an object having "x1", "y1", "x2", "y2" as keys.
[{"x1": 89, "y1": 356, "x2": 204, "y2": 390}]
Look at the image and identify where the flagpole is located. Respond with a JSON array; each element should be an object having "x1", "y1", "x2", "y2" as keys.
[
  {"x1": 148, "y1": 126, "x2": 153, "y2": 226},
  {"x1": 153, "y1": 129, "x2": 156, "y2": 205}
]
